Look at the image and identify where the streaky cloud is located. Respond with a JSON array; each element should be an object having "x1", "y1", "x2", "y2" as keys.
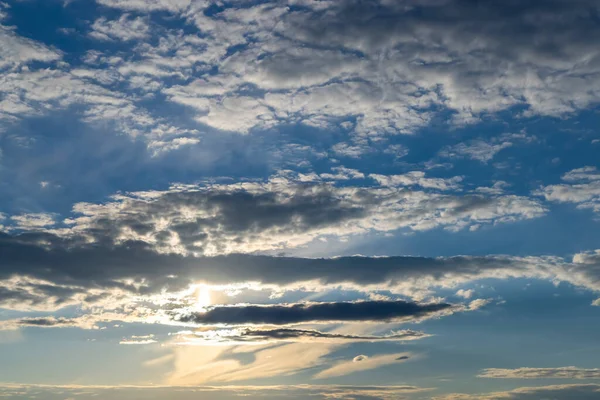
[{"x1": 175, "y1": 300, "x2": 453, "y2": 325}]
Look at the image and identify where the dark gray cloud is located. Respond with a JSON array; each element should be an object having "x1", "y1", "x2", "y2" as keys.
[
  {"x1": 3, "y1": 175, "x2": 542, "y2": 257},
  {"x1": 0, "y1": 316, "x2": 94, "y2": 330},
  {"x1": 3, "y1": 0, "x2": 600, "y2": 148},
  {"x1": 183, "y1": 328, "x2": 430, "y2": 344},
  {"x1": 2, "y1": 228, "x2": 600, "y2": 311},
  {"x1": 176, "y1": 300, "x2": 453, "y2": 325}
]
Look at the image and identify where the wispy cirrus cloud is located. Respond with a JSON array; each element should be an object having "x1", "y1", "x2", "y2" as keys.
[
  {"x1": 314, "y1": 352, "x2": 413, "y2": 379},
  {"x1": 174, "y1": 328, "x2": 430, "y2": 345},
  {"x1": 0, "y1": 383, "x2": 431, "y2": 400},
  {"x1": 478, "y1": 366, "x2": 600, "y2": 379},
  {"x1": 435, "y1": 384, "x2": 600, "y2": 400}
]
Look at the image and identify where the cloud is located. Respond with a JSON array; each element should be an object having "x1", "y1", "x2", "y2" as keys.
[
  {"x1": 89, "y1": 15, "x2": 150, "y2": 41},
  {"x1": 120, "y1": 334, "x2": 158, "y2": 345},
  {"x1": 132, "y1": 0, "x2": 600, "y2": 136},
  {"x1": 478, "y1": 367, "x2": 600, "y2": 379},
  {"x1": 314, "y1": 352, "x2": 412, "y2": 379},
  {"x1": 0, "y1": 20, "x2": 61, "y2": 70},
  {"x1": 536, "y1": 166, "x2": 600, "y2": 213},
  {"x1": 0, "y1": 316, "x2": 98, "y2": 331},
  {"x1": 435, "y1": 384, "x2": 600, "y2": 400},
  {"x1": 9, "y1": 213, "x2": 56, "y2": 230},
  {"x1": 2, "y1": 172, "x2": 545, "y2": 256},
  {"x1": 95, "y1": 0, "x2": 193, "y2": 13},
  {"x1": 439, "y1": 140, "x2": 512, "y2": 163},
  {"x1": 4, "y1": 0, "x2": 599, "y2": 153},
  {"x1": 455, "y1": 289, "x2": 474, "y2": 299},
  {"x1": 3, "y1": 229, "x2": 600, "y2": 314},
  {"x1": 176, "y1": 300, "x2": 453, "y2": 326},
  {"x1": 175, "y1": 328, "x2": 430, "y2": 345},
  {"x1": 1, "y1": 0, "x2": 600, "y2": 158},
  {"x1": 370, "y1": 171, "x2": 463, "y2": 191},
  {"x1": 0, "y1": 384, "x2": 431, "y2": 400}
]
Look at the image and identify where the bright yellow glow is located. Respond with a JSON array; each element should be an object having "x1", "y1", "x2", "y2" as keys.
[{"x1": 195, "y1": 286, "x2": 212, "y2": 309}]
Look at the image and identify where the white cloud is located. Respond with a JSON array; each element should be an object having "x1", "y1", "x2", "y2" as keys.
[
  {"x1": 435, "y1": 384, "x2": 600, "y2": 400},
  {"x1": 10, "y1": 213, "x2": 56, "y2": 230},
  {"x1": 95, "y1": 0, "x2": 195, "y2": 12},
  {"x1": 45, "y1": 172, "x2": 545, "y2": 255},
  {"x1": 370, "y1": 171, "x2": 463, "y2": 191},
  {"x1": 89, "y1": 15, "x2": 150, "y2": 42},
  {"x1": 455, "y1": 289, "x2": 474, "y2": 299},
  {"x1": 0, "y1": 24, "x2": 61, "y2": 70},
  {"x1": 439, "y1": 140, "x2": 512, "y2": 163},
  {"x1": 536, "y1": 166, "x2": 600, "y2": 213}
]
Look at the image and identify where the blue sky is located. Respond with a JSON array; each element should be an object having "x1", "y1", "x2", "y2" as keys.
[{"x1": 1, "y1": 0, "x2": 600, "y2": 399}]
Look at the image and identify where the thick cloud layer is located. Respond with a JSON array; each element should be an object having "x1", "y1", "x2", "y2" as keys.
[
  {"x1": 3, "y1": 173, "x2": 542, "y2": 256},
  {"x1": 3, "y1": 228, "x2": 600, "y2": 312},
  {"x1": 177, "y1": 300, "x2": 452, "y2": 325}
]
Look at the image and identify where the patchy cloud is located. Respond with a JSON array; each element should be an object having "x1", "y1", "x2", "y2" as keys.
[
  {"x1": 536, "y1": 166, "x2": 600, "y2": 213},
  {"x1": 0, "y1": 173, "x2": 546, "y2": 256}
]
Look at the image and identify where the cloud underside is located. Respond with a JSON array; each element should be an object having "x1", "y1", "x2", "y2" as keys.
[
  {"x1": 2, "y1": 0, "x2": 600, "y2": 147},
  {"x1": 176, "y1": 328, "x2": 430, "y2": 345},
  {"x1": 2, "y1": 228, "x2": 600, "y2": 313},
  {"x1": 177, "y1": 300, "x2": 452, "y2": 325}
]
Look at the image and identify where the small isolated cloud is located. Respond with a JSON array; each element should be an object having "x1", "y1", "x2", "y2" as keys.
[
  {"x1": 468, "y1": 298, "x2": 493, "y2": 310},
  {"x1": 456, "y1": 289, "x2": 474, "y2": 299}
]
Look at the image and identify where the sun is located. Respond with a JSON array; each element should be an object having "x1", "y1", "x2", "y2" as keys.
[{"x1": 195, "y1": 285, "x2": 212, "y2": 309}]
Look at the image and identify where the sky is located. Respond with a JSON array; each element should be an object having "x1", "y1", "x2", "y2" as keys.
[{"x1": 1, "y1": 0, "x2": 600, "y2": 399}]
